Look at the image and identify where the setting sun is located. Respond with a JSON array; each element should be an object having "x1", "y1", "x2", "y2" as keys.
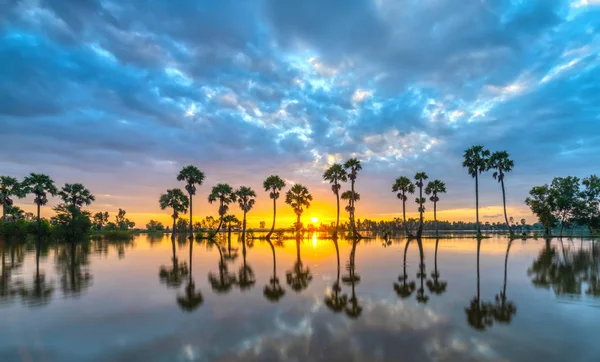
[{"x1": 311, "y1": 217, "x2": 319, "y2": 224}]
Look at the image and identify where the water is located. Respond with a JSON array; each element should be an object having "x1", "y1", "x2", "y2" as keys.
[{"x1": 0, "y1": 234, "x2": 599, "y2": 362}]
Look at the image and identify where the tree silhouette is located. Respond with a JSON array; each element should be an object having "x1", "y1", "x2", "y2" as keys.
[
  {"x1": 525, "y1": 185, "x2": 557, "y2": 237},
  {"x1": 324, "y1": 164, "x2": 348, "y2": 239},
  {"x1": 263, "y1": 175, "x2": 286, "y2": 240},
  {"x1": 462, "y1": 145, "x2": 490, "y2": 236},
  {"x1": 394, "y1": 240, "x2": 416, "y2": 299},
  {"x1": 264, "y1": 239, "x2": 285, "y2": 302},
  {"x1": 425, "y1": 180, "x2": 447, "y2": 237},
  {"x1": 159, "y1": 189, "x2": 189, "y2": 238},
  {"x1": 237, "y1": 236, "x2": 255, "y2": 291},
  {"x1": 0, "y1": 176, "x2": 25, "y2": 222},
  {"x1": 286, "y1": 233, "x2": 312, "y2": 293},
  {"x1": 415, "y1": 239, "x2": 429, "y2": 304},
  {"x1": 222, "y1": 215, "x2": 239, "y2": 262},
  {"x1": 324, "y1": 239, "x2": 348, "y2": 312},
  {"x1": 22, "y1": 173, "x2": 58, "y2": 233},
  {"x1": 177, "y1": 238, "x2": 203, "y2": 312},
  {"x1": 344, "y1": 158, "x2": 363, "y2": 238},
  {"x1": 341, "y1": 191, "x2": 360, "y2": 235},
  {"x1": 208, "y1": 183, "x2": 236, "y2": 234},
  {"x1": 414, "y1": 172, "x2": 429, "y2": 238},
  {"x1": 17, "y1": 238, "x2": 54, "y2": 307},
  {"x1": 285, "y1": 184, "x2": 312, "y2": 231},
  {"x1": 488, "y1": 151, "x2": 515, "y2": 236},
  {"x1": 177, "y1": 165, "x2": 205, "y2": 238},
  {"x1": 392, "y1": 176, "x2": 416, "y2": 237},
  {"x1": 235, "y1": 186, "x2": 256, "y2": 244},
  {"x1": 92, "y1": 211, "x2": 110, "y2": 230},
  {"x1": 426, "y1": 238, "x2": 447, "y2": 296}
]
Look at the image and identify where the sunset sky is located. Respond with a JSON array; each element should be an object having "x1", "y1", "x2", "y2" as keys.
[{"x1": 2, "y1": 0, "x2": 599, "y2": 227}]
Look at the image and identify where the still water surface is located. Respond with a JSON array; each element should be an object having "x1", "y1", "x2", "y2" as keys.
[{"x1": 1, "y1": 235, "x2": 599, "y2": 361}]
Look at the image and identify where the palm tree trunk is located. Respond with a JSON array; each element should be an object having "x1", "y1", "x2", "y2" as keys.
[
  {"x1": 189, "y1": 193, "x2": 194, "y2": 238},
  {"x1": 434, "y1": 200, "x2": 438, "y2": 237},
  {"x1": 335, "y1": 190, "x2": 340, "y2": 239},
  {"x1": 189, "y1": 235, "x2": 193, "y2": 284},
  {"x1": 434, "y1": 238, "x2": 439, "y2": 276},
  {"x1": 37, "y1": 202, "x2": 41, "y2": 234},
  {"x1": 475, "y1": 174, "x2": 481, "y2": 235},
  {"x1": 267, "y1": 197, "x2": 276, "y2": 239},
  {"x1": 215, "y1": 200, "x2": 224, "y2": 234},
  {"x1": 418, "y1": 185, "x2": 424, "y2": 238},
  {"x1": 402, "y1": 194, "x2": 411, "y2": 237},
  {"x1": 501, "y1": 178, "x2": 512, "y2": 235},
  {"x1": 268, "y1": 240, "x2": 277, "y2": 278},
  {"x1": 242, "y1": 211, "x2": 247, "y2": 242},
  {"x1": 2, "y1": 204, "x2": 6, "y2": 222},
  {"x1": 172, "y1": 216, "x2": 177, "y2": 239},
  {"x1": 296, "y1": 213, "x2": 301, "y2": 231},
  {"x1": 403, "y1": 239, "x2": 411, "y2": 279},
  {"x1": 351, "y1": 179, "x2": 361, "y2": 238}
]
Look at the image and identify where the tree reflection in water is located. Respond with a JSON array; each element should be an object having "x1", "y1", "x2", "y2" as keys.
[
  {"x1": 427, "y1": 238, "x2": 447, "y2": 296},
  {"x1": 286, "y1": 232, "x2": 312, "y2": 293},
  {"x1": 324, "y1": 238, "x2": 347, "y2": 313},
  {"x1": 394, "y1": 239, "x2": 416, "y2": 299},
  {"x1": 177, "y1": 238, "x2": 203, "y2": 312},
  {"x1": 16, "y1": 237, "x2": 54, "y2": 307},
  {"x1": 263, "y1": 239, "x2": 285, "y2": 302},
  {"x1": 159, "y1": 235, "x2": 189, "y2": 288},
  {"x1": 237, "y1": 233, "x2": 255, "y2": 291},
  {"x1": 415, "y1": 238, "x2": 429, "y2": 304},
  {"x1": 465, "y1": 239, "x2": 494, "y2": 331},
  {"x1": 208, "y1": 239, "x2": 236, "y2": 294},
  {"x1": 342, "y1": 237, "x2": 362, "y2": 319}
]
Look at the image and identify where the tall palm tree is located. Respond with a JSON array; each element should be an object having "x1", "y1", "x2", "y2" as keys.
[
  {"x1": 341, "y1": 190, "x2": 360, "y2": 235},
  {"x1": 344, "y1": 158, "x2": 362, "y2": 238},
  {"x1": 324, "y1": 239, "x2": 348, "y2": 312},
  {"x1": 427, "y1": 238, "x2": 447, "y2": 296},
  {"x1": 58, "y1": 183, "x2": 95, "y2": 209},
  {"x1": 208, "y1": 183, "x2": 236, "y2": 234},
  {"x1": 235, "y1": 186, "x2": 256, "y2": 243},
  {"x1": 462, "y1": 145, "x2": 490, "y2": 236},
  {"x1": 177, "y1": 165, "x2": 205, "y2": 238},
  {"x1": 323, "y1": 164, "x2": 348, "y2": 238},
  {"x1": 425, "y1": 180, "x2": 447, "y2": 237},
  {"x1": 414, "y1": 172, "x2": 429, "y2": 238},
  {"x1": 488, "y1": 151, "x2": 515, "y2": 236},
  {"x1": 263, "y1": 175, "x2": 286, "y2": 240},
  {"x1": 392, "y1": 176, "x2": 416, "y2": 237},
  {"x1": 177, "y1": 238, "x2": 203, "y2": 312},
  {"x1": 264, "y1": 239, "x2": 285, "y2": 302},
  {"x1": 159, "y1": 189, "x2": 189, "y2": 238},
  {"x1": 0, "y1": 176, "x2": 25, "y2": 222},
  {"x1": 22, "y1": 173, "x2": 58, "y2": 232},
  {"x1": 394, "y1": 239, "x2": 416, "y2": 298},
  {"x1": 285, "y1": 184, "x2": 312, "y2": 231},
  {"x1": 286, "y1": 232, "x2": 312, "y2": 293}
]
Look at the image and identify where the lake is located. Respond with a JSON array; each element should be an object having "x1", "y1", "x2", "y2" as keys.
[{"x1": 1, "y1": 234, "x2": 599, "y2": 361}]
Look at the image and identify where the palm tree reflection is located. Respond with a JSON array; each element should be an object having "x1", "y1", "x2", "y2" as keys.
[
  {"x1": 177, "y1": 238, "x2": 203, "y2": 312},
  {"x1": 159, "y1": 236, "x2": 189, "y2": 288},
  {"x1": 492, "y1": 240, "x2": 516, "y2": 323},
  {"x1": 208, "y1": 239, "x2": 236, "y2": 294},
  {"x1": 394, "y1": 239, "x2": 416, "y2": 299},
  {"x1": 263, "y1": 239, "x2": 285, "y2": 302},
  {"x1": 286, "y1": 233, "x2": 312, "y2": 293},
  {"x1": 415, "y1": 239, "x2": 429, "y2": 304},
  {"x1": 343, "y1": 238, "x2": 362, "y2": 319},
  {"x1": 55, "y1": 240, "x2": 92, "y2": 297},
  {"x1": 237, "y1": 234, "x2": 255, "y2": 291},
  {"x1": 17, "y1": 238, "x2": 54, "y2": 307},
  {"x1": 324, "y1": 239, "x2": 348, "y2": 313},
  {"x1": 427, "y1": 238, "x2": 447, "y2": 296},
  {"x1": 465, "y1": 239, "x2": 494, "y2": 331}
]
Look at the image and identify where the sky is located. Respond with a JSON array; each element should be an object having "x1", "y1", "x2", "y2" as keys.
[{"x1": 1, "y1": 0, "x2": 600, "y2": 227}]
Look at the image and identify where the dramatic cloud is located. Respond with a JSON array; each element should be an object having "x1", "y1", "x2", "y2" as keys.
[{"x1": 1, "y1": 0, "x2": 599, "y2": 224}]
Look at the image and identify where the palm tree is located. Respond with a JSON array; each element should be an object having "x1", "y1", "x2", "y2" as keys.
[
  {"x1": 323, "y1": 164, "x2": 348, "y2": 238},
  {"x1": 492, "y1": 240, "x2": 516, "y2": 323},
  {"x1": 286, "y1": 232, "x2": 313, "y2": 292},
  {"x1": 285, "y1": 184, "x2": 312, "y2": 231},
  {"x1": 488, "y1": 151, "x2": 515, "y2": 236},
  {"x1": 58, "y1": 183, "x2": 95, "y2": 208},
  {"x1": 263, "y1": 175, "x2": 286, "y2": 240},
  {"x1": 222, "y1": 215, "x2": 239, "y2": 262},
  {"x1": 324, "y1": 239, "x2": 348, "y2": 312},
  {"x1": 159, "y1": 189, "x2": 189, "y2": 238},
  {"x1": 208, "y1": 183, "x2": 236, "y2": 234},
  {"x1": 22, "y1": 173, "x2": 58, "y2": 232},
  {"x1": 264, "y1": 239, "x2": 285, "y2": 302},
  {"x1": 392, "y1": 176, "x2": 416, "y2": 237},
  {"x1": 414, "y1": 172, "x2": 429, "y2": 238},
  {"x1": 0, "y1": 176, "x2": 25, "y2": 222},
  {"x1": 235, "y1": 186, "x2": 256, "y2": 243},
  {"x1": 344, "y1": 158, "x2": 362, "y2": 238},
  {"x1": 462, "y1": 145, "x2": 490, "y2": 236},
  {"x1": 341, "y1": 191, "x2": 360, "y2": 235},
  {"x1": 425, "y1": 180, "x2": 447, "y2": 237},
  {"x1": 427, "y1": 238, "x2": 447, "y2": 296},
  {"x1": 394, "y1": 239, "x2": 416, "y2": 298},
  {"x1": 177, "y1": 165, "x2": 205, "y2": 238},
  {"x1": 177, "y1": 238, "x2": 203, "y2": 312}
]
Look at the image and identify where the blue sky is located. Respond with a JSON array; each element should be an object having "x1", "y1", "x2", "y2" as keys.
[{"x1": 1, "y1": 0, "x2": 599, "y2": 224}]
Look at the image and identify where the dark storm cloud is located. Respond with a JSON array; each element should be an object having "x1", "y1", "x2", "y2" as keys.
[{"x1": 0, "y1": 0, "x2": 599, "y2": 217}]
